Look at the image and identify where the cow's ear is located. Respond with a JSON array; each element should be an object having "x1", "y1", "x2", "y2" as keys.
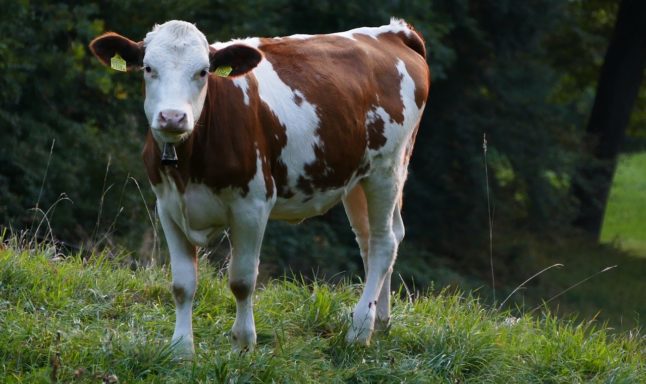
[
  {"x1": 209, "y1": 44, "x2": 262, "y2": 77},
  {"x1": 89, "y1": 32, "x2": 144, "y2": 72}
]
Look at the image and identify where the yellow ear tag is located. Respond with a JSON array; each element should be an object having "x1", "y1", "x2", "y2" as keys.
[
  {"x1": 214, "y1": 65, "x2": 233, "y2": 77},
  {"x1": 110, "y1": 53, "x2": 127, "y2": 72}
]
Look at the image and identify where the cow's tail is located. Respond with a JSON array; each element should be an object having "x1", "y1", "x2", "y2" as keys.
[{"x1": 391, "y1": 18, "x2": 427, "y2": 59}]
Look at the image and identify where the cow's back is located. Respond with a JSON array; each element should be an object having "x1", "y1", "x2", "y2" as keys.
[{"x1": 233, "y1": 21, "x2": 429, "y2": 219}]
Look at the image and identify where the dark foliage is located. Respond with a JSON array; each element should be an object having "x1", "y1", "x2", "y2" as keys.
[{"x1": 0, "y1": 0, "x2": 638, "y2": 288}]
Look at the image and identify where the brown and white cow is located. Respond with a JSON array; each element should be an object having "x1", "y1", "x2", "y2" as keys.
[{"x1": 89, "y1": 18, "x2": 429, "y2": 356}]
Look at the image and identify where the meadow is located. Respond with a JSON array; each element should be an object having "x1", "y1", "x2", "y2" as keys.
[
  {"x1": 0, "y1": 238, "x2": 644, "y2": 383},
  {"x1": 601, "y1": 151, "x2": 646, "y2": 256}
]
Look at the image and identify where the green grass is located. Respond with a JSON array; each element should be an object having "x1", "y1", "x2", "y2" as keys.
[
  {"x1": 601, "y1": 151, "x2": 646, "y2": 255},
  {"x1": 496, "y1": 234, "x2": 646, "y2": 332},
  {"x1": 0, "y1": 242, "x2": 644, "y2": 383}
]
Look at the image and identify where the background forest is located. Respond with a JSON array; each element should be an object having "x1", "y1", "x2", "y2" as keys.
[{"x1": 1, "y1": 0, "x2": 645, "y2": 329}]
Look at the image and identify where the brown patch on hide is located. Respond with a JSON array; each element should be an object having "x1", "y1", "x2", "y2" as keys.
[
  {"x1": 229, "y1": 280, "x2": 252, "y2": 301},
  {"x1": 367, "y1": 114, "x2": 387, "y2": 150},
  {"x1": 172, "y1": 285, "x2": 187, "y2": 306}
]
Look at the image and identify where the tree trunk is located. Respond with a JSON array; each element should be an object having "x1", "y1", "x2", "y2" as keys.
[{"x1": 573, "y1": 0, "x2": 646, "y2": 237}]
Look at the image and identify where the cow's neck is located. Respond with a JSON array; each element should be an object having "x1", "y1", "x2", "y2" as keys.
[
  {"x1": 142, "y1": 130, "x2": 194, "y2": 193},
  {"x1": 143, "y1": 76, "x2": 262, "y2": 196}
]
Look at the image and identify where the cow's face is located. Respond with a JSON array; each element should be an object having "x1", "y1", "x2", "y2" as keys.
[
  {"x1": 89, "y1": 21, "x2": 262, "y2": 144},
  {"x1": 141, "y1": 21, "x2": 212, "y2": 143}
]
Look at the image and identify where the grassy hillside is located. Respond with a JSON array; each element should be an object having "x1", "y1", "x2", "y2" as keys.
[
  {"x1": 601, "y1": 151, "x2": 646, "y2": 255},
  {"x1": 491, "y1": 234, "x2": 646, "y2": 332},
  {"x1": 0, "y1": 242, "x2": 643, "y2": 383}
]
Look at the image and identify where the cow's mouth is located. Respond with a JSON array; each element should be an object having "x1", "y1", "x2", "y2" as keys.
[
  {"x1": 154, "y1": 125, "x2": 191, "y2": 147},
  {"x1": 159, "y1": 126, "x2": 188, "y2": 134},
  {"x1": 157, "y1": 126, "x2": 190, "y2": 140}
]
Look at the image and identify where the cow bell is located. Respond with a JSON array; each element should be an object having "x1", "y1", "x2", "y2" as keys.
[{"x1": 161, "y1": 143, "x2": 178, "y2": 167}]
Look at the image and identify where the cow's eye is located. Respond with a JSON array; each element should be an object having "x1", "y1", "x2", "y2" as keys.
[
  {"x1": 144, "y1": 66, "x2": 152, "y2": 73},
  {"x1": 199, "y1": 69, "x2": 208, "y2": 77}
]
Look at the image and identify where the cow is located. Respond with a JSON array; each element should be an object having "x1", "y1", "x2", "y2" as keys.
[{"x1": 89, "y1": 18, "x2": 430, "y2": 357}]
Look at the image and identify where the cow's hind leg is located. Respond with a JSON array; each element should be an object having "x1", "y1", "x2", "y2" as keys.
[
  {"x1": 344, "y1": 184, "x2": 405, "y2": 334},
  {"x1": 375, "y1": 200, "x2": 404, "y2": 331},
  {"x1": 343, "y1": 184, "x2": 370, "y2": 276},
  {"x1": 346, "y1": 168, "x2": 404, "y2": 345},
  {"x1": 376, "y1": 146, "x2": 412, "y2": 332}
]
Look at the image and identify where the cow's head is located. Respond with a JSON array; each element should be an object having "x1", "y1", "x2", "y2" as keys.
[{"x1": 89, "y1": 21, "x2": 262, "y2": 144}]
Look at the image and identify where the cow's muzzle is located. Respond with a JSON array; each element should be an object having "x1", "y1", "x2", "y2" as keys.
[{"x1": 157, "y1": 109, "x2": 189, "y2": 133}]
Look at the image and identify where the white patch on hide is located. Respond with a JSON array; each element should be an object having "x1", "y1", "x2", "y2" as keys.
[
  {"x1": 152, "y1": 176, "x2": 228, "y2": 247},
  {"x1": 232, "y1": 77, "x2": 250, "y2": 106},
  {"x1": 211, "y1": 37, "x2": 261, "y2": 50},
  {"x1": 334, "y1": 18, "x2": 412, "y2": 41},
  {"x1": 252, "y1": 57, "x2": 321, "y2": 193}
]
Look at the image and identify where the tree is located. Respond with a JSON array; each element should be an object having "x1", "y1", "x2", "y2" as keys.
[{"x1": 572, "y1": 0, "x2": 646, "y2": 237}]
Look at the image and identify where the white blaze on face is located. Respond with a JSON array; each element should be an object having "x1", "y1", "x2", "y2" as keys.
[{"x1": 142, "y1": 21, "x2": 211, "y2": 143}]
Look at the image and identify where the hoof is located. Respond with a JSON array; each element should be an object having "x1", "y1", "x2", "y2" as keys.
[
  {"x1": 346, "y1": 300, "x2": 377, "y2": 345},
  {"x1": 345, "y1": 325, "x2": 372, "y2": 345},
  {"x1": 170, "y1": 337, "x2": 195, "y2": 361},
  {"x1": 230, "y1": 329, "x2": 256, "y2": 353},
  {"x1": 374, "y1": 316, "x2": 391, "y2": 333}
]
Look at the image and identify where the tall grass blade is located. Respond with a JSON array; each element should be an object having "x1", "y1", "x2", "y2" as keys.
[
  {"x1": 499, "y1": 263, "x2": 564, "y2": 309},
  {"x1": 129, "y1": 176, "x2": 159, "y2": 265},
  {"x1": 483, "y1": 133, "x2": 495, "y2": 302},
  {"x1": 530, "y1": 265, "x2": 618, "y2": 313},
  {"x1": 92, "y1": 156, "x2": 113, "y2": 246},
  {"x1": 31, "y1": 139, "x2": 55, "y2": 229}
]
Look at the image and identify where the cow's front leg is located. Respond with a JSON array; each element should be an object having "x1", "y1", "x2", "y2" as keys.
[
  {"x1": 158, "y1": 203, "x2": 197, "y2": 359},
  {"x1": 228, "y1": 200, "x2": 271, "y2": 351}
]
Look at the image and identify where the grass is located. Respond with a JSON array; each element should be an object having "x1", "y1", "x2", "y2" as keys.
[
  {"x1": 0, "y1": 240, "x2": 644, "y2": 383},
  {"x1": 495, "y1": 234, "x2": 646, "y2": 332},
  {"x1": 601, "y1": 151, "x2": 646, "y2": 255}
]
